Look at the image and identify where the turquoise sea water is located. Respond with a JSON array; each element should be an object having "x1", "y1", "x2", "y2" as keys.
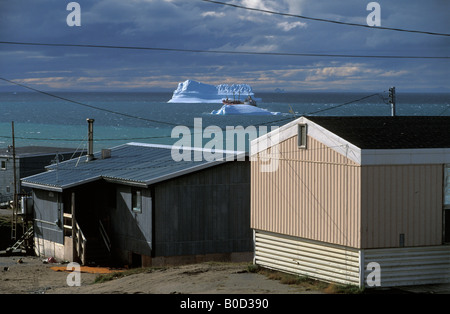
[{"x1": 1, "y1": 91, "x2": 449, "y2": 151}]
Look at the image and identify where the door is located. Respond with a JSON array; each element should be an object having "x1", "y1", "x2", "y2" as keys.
[{"x1": 444, "y1": 165, "x2": 450, "y2": 243}]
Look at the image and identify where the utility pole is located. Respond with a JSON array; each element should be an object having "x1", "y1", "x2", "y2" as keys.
[
  {"x1": 11, "y1": 121, "x2": 17, "y2": 240},
  {"x1": 389, "y1": 87, "x2": 396, "y2": 116}
]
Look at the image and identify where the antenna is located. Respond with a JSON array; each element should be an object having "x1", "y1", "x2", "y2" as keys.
[{"x1": 288, "y1": 105, "x2": 297, "y2": 118}]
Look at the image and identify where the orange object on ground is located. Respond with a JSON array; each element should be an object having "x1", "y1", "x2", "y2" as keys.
[{"x1": 51, "y1": 266, "x2": 124, "y2": 274}]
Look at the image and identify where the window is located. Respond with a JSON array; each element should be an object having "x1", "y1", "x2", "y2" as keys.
[
  {"x1": 1, "y1": 160, "x2": 6, "y2": 170},
  {"x1": 298, "y1": 124, "x2": 307, "y2": 149},
  {"x1": 132, "y1": 189, "x2": 142, "y2": 213}
]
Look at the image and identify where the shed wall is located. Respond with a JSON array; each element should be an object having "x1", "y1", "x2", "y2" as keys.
[
  {"x1": 33, "y1": 189, "x2": 63, "y2": 244},
  {"x1": 251, "y1": 136, "x2": 361, "y2": 248},
  {"x1": 33, "y1": 189, "x2": 64, "y2": 258},
  {"x1": 361, "y1": 164, "x2": 443, "y2": 248},
  {"x1": 113, "y1": 185, "x2": 152, "y2": 256},
  {"x1": 154, "y1": 161, "x2": 252, "y2": 257},
  {"x1": 0, "y1": 157, "x2": 16, "y2": 203}
]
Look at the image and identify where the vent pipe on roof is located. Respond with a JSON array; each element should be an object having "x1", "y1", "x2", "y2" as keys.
[
  {"x1": 87, "y1": 118, "x2": 95, "y2": 162},
  {"x1": 389, "y1": 87, "x2": 396, "y2": 117},
  {"x1": 101, "y1": 148, "x2": 111, "y2": 159}
]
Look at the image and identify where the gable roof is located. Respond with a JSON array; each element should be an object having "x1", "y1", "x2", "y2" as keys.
[
  {"x1": 21, "y1": 142, "x2": 245, "y2": 192},
  {"x1": 251, "y1": 116, "x2": 450, "y2": 166},
  {"x1": 305, "y1": 116, "x2": 450, "y2": 149}
]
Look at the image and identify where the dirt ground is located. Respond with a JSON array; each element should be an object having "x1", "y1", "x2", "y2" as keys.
[
  {"x1": 2, "y1": 208, "x2": 449, "y2": 297},
  {"x1": 0, "y1": 208, "x2": 323, "y2": 295},
  {"x1": 0, "y1": 255, "x2": 323, "y2": 294}
]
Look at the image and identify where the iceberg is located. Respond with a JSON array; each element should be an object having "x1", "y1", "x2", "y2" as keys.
[
  {"x1": 168, "y1": 80, "x2": 258, "y2": 103},
  {"x1": 211, "y1": 104, "x2": 280, "y2": 116}
]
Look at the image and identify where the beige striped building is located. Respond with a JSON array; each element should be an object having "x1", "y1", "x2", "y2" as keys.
[{"x1": 250, "y1": 116, "x2": 450, "y2": 288}]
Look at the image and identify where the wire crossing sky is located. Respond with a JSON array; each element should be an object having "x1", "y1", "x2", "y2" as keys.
[
  {"x1": 0, "y1": 77, "x2": 392, "y2": 144},
  {"x1": 202, "y1": 0, "x2": 450, "y2": 37},
  {"x1": 0, "y1": 41, "x2": 447, "y2": 60}
]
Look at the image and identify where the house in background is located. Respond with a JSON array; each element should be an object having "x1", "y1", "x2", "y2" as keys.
[
  {"x1": 250, "y1": 116, "x2": 450, "y2": 288},
  {"x1": 21, "y1": 142, "x2": 252, "y2": 267},
  {"x1": 0, "y1": 146, "x2": 85, "y2": 205}
]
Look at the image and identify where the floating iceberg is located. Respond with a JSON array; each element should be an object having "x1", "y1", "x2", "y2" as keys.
[
  {"x1": 211, "y1": 104, "x2": 280, "y2": 116},
  {"x1": 168, "y1": 80, "x2": 259, "y2": 103}
]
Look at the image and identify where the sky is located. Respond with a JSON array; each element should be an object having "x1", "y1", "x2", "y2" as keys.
[{"x1": 0, "y1": 0, "x2": 449, "y2": 93}]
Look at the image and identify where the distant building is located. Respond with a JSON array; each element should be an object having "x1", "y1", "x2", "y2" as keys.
[
  {"x1": 0, "y1": 146, "x2": 85, "y2": 204},
  {"x1": 21, "y1": 143, "x2": 252, "y2": 267},
  {"x1": 251, "y1": 116, "x2": 450, "y2": 288}
]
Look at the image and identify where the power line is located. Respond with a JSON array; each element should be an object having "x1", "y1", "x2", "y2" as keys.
[
  {"x1": 0, "y1": 41, "x2": 448, "y2": 60},
  {"x1": 3, "y1": 77, "x2": 425, "y2": 144},
  {"x1": 0, "y1": 76, "x2": 295, "y2": 142},
  {"x1": 303, "y1": 93, "x2": 383, "y2": 115},
  {"x1": 0, "y1": 77, "x2": 184, "y2": 127},
  {"x1": 0, "y1": 88, "x2": 391, "y2": 144},
  {"x1": 0, "y1": 134, "x2": 173, "y2": 142},
  {"x1": 202, "y1": 0, "x2": 450, "y2": 38},
  {"x1": 0, "y1": 78, "x2": 292, "y2": 133}
]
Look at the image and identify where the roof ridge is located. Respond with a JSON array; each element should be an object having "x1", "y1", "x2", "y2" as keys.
[{"x1": 127, "y1": 142, "x2": 245, "y2": 154}]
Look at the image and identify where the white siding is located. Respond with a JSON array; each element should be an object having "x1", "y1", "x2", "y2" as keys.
[
  {"x1": 254, "y1": 230, "x2": 450, "y2": 288},
  {"x1": 254, "y1": 230, "x2": 360, "y2": 286},
  {"x1": 364, "y1": 246, "x2": 450, "y2": 287}
]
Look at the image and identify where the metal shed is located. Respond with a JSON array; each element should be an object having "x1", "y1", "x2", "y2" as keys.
[
  {"x1": 0, "y1": 146, "x2": 85, "y2": 203},
  {"x1": 250, "y1": 116, "x2": 450, "y2": 288},
  {"x1": 22, "y1": 143, "x2": 252, "y2": 267}
]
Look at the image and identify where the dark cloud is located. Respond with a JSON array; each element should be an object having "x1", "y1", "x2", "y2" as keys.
[{"x1": 0, "y1": 0, "x2": 448, "y2": 92}]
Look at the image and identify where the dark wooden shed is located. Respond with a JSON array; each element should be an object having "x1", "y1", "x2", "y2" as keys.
[{"x1": 22, "y1": 143, "x2": 252, "y2": 267}]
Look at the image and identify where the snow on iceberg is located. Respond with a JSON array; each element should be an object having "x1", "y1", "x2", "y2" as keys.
[
  {"x1": 211, "y1": 104, "x2": 280, "y2": 116},
  {"x1": 168, "y1": 80, "x2": 258, "y2": 103}
]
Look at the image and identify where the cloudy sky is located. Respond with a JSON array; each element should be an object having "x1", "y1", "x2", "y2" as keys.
[{"x1": 0, "y1": 0, "x2": 448, "y2": 92}]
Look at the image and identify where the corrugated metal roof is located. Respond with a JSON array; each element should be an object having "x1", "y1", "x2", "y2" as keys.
[{"x1": 21, "y1": 142, "x2": 245, "y2": 191}]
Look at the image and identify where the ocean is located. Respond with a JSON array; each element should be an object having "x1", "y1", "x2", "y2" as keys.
[{"x1": 1, "y1": 91, "x2": 449, "y2": 152}]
